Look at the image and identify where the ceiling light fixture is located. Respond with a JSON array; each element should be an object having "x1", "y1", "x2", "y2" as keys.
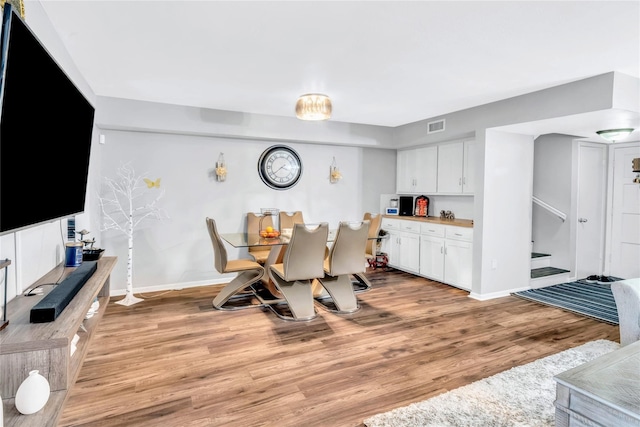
[
  {"x1": 596, "y1": 128, "x2": 635, "y2": 142},
  {"x1": 295, "y1": 93, "x2": 332, "y2": 121}
]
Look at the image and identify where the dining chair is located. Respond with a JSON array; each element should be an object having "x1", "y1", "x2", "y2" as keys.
[
  {"x1": 246, "y1": 212, "x2": 273, "y2": 264},
  {"x1": 268, "y1": 222, "x2": 329, "y2": 321},
  {"x1": 317, "y1": 220, "x2": 370, "y2": 313},
  {"x1": 352, "y1": 212, "x2": 382, "y2": 292},
  {"x1": 206, "y1": 217, "x2": 265, "y2": 310},
  {"x1": 279, "y1": 211, "x2": 304, "y2": 231}
]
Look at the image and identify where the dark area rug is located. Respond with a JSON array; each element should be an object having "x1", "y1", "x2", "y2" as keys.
[{"x1": 512, "y1": 279, "x2": 621, "y2": 325}]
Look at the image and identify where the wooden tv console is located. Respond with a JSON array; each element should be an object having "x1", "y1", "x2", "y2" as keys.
[{"x1": 0, "y1": 256, "x2": 117, "y2": 427}]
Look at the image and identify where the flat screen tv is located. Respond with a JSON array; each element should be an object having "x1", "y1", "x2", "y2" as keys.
[{"x1": 0, "y1": 4, "x2": 95, "y2": 235}]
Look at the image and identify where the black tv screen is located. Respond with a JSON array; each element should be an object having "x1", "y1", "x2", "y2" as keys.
[{"x1": 0, "y1": 5, "x2": 95, "y2": 235}]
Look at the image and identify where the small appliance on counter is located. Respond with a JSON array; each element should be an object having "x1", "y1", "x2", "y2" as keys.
[
  {"x1": 399, "y1": 196, "x2": 414, "y2": 216},
  {"x1": 385, "y1": 198, "x2": 399, "y2": 215},
  {"x1": 414, "y1": 195, "x2": 429, "y2": 217}
]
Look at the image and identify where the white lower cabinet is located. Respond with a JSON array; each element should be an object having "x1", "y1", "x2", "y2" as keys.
[
  {"x1": 419, "y1": 235, "x2": 445, "y2": 282},
  {"x1": 381, "y1": 218, "x2": 401, "y2": 266},
  {"x1": 399, "y1": 221, "x2": 420, "y2": 273},
  {"x1": 382, "y1": 219, "x2": 474, "y2": 291},
  {"x1": 443, "y1": 238, "x2": 473, "y2": 290},
  {"x1": 442, "y1": 226, "x2": 473, "y2": 290},
  {"x1": 381, "y1": 218, "x2": 420, "y2": 273}
]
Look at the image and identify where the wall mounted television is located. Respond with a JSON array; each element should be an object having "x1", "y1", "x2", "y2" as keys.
[{"x1": 0, "y1": 4, "x2": 95, "y2": 236}]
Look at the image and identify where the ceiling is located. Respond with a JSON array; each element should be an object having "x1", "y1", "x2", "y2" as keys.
[{"x1": 38, "y1": 1, "x2": 640, "y2": 140}]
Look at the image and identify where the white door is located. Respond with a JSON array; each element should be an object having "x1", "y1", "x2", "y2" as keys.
[
  {"x1": 610, "y1": 145, "x2": 640, "y2": 279},
  {"x1": 575, "y1": 143, "x2": 607, "y2": 279}
]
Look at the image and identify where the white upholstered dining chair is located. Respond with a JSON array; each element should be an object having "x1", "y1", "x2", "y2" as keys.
[
  {"x1": 352, "y1": 212, "x2": 382, "y2": 292},
  {"x1": 268, "y1": 222, "x2": 329, "y2": 321},
  {"x1": 246, "y1": 212, "x2": 273, "y2": 264},
  {"x1": 317, "y1": 220, "x2": 370, "y2": 313},
  {"x1": 206, "y1": 217, "x2": 265, "y2": 310},
  {"x1": 279, "y1": 211, "x2": 304, "y2": 231}
]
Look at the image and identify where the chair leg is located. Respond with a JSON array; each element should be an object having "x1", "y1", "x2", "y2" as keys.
[
  {"x1": 270, "y1": 275, "x2": 317, "y2": 321},
  {"x1": 318, "y1": 274, "x2": 359, "y2": 313},
  {"x1": 352, "y1": 272, "x2": 372, "y2": 293},
  {"x1": 212, "y1": 269, "x2": 265, "y2": 310}
]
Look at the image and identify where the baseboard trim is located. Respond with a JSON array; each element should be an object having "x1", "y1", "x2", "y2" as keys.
[
  {"x1": 469, "y1": 285, "x2": 530, "y2": 301},
  {"x1": 108, "y1": 277, "x2": 228, "y2": 297}
]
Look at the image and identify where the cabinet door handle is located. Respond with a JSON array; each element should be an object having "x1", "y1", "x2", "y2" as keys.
[
  {"x1": 440, "y1": 246, "x2": 443, "y2": 254},
  {"x1": 454, "y1": 233, "x2": 462, "y2": 236},
  {"x1": 463, "y1": 177, "x2": 466, "y2": 185},
  {"x1": 459, "y1": 178, "x2": 462, "y2": 186},
  {"x1": 444, "y1": 247, "x2": 447, "y2": 255}
]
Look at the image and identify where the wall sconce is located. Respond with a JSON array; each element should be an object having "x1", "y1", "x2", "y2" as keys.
[
  {"x1": 329, "y1": 157, "x2": 342, "y2": 183},
  {"x1": 215, "y1": 152, "x2": 227, "y2": 182},
  {"x1": 596, "y1": 128, "x2": 634, "y2": 143}
]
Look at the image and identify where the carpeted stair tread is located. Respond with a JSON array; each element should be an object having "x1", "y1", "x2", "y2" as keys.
[
  {"x1": 530, "y1": 266, "x2": 570, "y2": 278},
  {"x1": 531, "y1": 252, "x2": 551, "y2": 258}
]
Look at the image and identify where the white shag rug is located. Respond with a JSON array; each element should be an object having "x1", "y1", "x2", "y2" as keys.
[{"x1": 364, "y1": 340, "x2": 619, "y2": 427}]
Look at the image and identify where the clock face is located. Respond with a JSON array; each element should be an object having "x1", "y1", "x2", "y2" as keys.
[{"x1": 258, "y1": 145, "x2": 303, "y2": 190}]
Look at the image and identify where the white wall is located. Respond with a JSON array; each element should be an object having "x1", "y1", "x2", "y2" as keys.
[
  {"x1": 0, "y1": 1, "x2": 100, "y2": 299},
  {"x1": 98, "y1": 129, "x2": 393, "y2": 292},
  {"x1": 472, "y1": 130, "x2": 534, "y2": 299}
]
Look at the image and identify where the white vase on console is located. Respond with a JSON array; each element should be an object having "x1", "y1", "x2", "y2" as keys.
[{"x1": 15, "y1": 370, "x2": 50, "y2": 415}]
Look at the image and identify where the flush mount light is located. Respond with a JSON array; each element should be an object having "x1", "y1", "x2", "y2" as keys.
[
  {"x1": 295, "y1": 93, "x2": 332, "y2": 121},
  {"x1": 596, "y1": 128, "x2": 635, "y2": 142}
]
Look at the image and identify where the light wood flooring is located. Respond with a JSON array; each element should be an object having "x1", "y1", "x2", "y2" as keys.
[{"x1": 59, "y1": 268, "x2": 619, "y2": 427}]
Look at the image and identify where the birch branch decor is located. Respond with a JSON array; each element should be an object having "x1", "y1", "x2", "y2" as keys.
[{"x1": 99, "y1": 163, "x2": 169, "y2": 306}]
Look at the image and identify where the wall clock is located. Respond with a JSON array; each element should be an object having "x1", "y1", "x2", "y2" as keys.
[{"x1": 258, "y1": 145, "x2": 303, "y2": 190}]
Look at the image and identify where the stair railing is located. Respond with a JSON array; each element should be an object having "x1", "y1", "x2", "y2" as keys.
[{"x1": 532, "y1": 196, "x2": 566, "y2": 222}]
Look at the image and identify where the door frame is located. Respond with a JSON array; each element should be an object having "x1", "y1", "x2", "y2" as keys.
[{"x1": 604, "y1": 141, "x2": 640, "y2": 277}]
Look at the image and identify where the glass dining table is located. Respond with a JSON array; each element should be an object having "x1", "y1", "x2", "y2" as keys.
[{"x1": 220, "y1": 229, "x2": 372, "y2": 300}]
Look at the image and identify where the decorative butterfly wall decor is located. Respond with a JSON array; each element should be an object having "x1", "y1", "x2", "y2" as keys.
[{"x1": 144, "y1": 178, "x2": 161, "y2": 189}]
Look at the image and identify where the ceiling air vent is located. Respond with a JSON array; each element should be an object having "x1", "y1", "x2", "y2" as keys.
[{"x1": 427, "y1": 119, "x2": 445, "y2": 134}]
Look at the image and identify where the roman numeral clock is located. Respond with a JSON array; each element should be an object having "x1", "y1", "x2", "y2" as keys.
[{"x1": 258, "y1": 145, "x2": 303, "y2": 190}]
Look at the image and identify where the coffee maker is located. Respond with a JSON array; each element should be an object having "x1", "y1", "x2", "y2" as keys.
[{"x1": 399, "y1": 196, "x2": 414, "y2": 216}]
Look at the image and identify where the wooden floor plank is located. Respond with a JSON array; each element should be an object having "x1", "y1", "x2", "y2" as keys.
[{"x1": 59, "y1": 268, "x2": 619, "y2": 427}]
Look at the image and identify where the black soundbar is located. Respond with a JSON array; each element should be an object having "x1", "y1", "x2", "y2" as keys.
[{"x1": 30, "y1": 261, "x2": 98, "y2": 323}]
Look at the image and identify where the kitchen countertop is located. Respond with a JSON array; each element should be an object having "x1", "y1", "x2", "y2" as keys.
[{"x1": 382, "y1": 215, "x2": 474, "y2": 228}]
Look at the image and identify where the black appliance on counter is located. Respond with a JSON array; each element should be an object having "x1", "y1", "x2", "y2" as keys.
[{"x1": 399, "y1": 196, "x2": 414, "y2": 216}]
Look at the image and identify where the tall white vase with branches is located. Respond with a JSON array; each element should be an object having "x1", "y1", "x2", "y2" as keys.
[{"x1": 99, "y1": 163, "x2": 167, "y2": 306}]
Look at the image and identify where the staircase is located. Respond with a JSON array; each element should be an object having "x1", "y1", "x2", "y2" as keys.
[{"x1": 530, "y1": 252, "x2": 570, "y2": 289}]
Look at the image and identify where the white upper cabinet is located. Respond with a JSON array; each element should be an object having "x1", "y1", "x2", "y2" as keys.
[
  {"x1": 397, "y1": 140, "x2": 474, "y2": 195},
  {"x1": 462, "y1": 140, "x2": 476, "y2": 194},
  {"x1": 437, "y1": 142, "x2": 464, "y2": 193},
  {"x1": 436, "y1": 140, "x2": 475, "y2": 195},
  {"x1": 396, "y1": 146, "x2": 437, "y2": 194}
]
